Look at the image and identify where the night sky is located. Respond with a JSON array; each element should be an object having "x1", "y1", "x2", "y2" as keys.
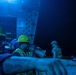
[{"x1": 34, "y1": 0, "x2": 76, "y2": 57}]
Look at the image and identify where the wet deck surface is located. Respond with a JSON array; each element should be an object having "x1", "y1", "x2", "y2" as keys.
[{"x1": 65, "y1": 66, "x2": 76, "y2": 75}]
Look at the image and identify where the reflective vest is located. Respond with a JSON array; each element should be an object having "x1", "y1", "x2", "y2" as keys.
[
  {"x1": 52, "y1": 47, "x2": 62, "y2": 58},
  {"x1": 13, "y1": 48, "x2": 30, "y2": 56},
  {"x1": 13, "y1": 48, "x2": 33, "y2": 75}
]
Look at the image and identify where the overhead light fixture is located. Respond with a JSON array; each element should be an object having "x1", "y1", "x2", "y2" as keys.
[
  {"x1": 8, "y1": 0, "x2": 11, "y2": 2},
  {"x1": 0, "y1": 0, "x2": 17, "y2": 3},
  {"x1": 6, "y1": 0, "x2": 15, "y2": 3}
]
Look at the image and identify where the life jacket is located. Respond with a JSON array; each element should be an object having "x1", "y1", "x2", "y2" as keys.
[{"x1": 0, "y1": 53, "x2": 12, "y2": 75}]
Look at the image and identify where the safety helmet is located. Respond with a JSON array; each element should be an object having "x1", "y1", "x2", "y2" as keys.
[
  {"x1": 51, "y1": 40, "x2": 57, "y2": 45},
  {"x1": 17, "y1": 35, "x2": 30, "y2": 43}
]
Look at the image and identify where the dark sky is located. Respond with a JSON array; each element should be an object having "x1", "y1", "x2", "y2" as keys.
[{"x1": 34, "y1": 0, "x2": 76, "y2": 57}]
